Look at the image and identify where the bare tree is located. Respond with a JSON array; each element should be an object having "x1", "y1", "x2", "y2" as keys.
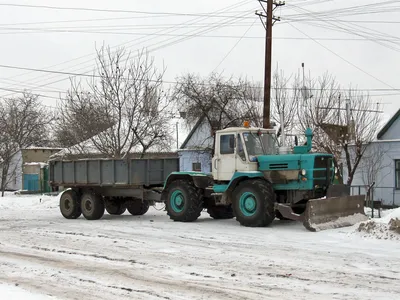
[
  {"x1": 359, "y1": 142, "x2": 392, "y2": 188},
  {"x1": 173, "y1": 73, "x2": 264, "y2": 152},
  {"x1": 55, "y1": 80, "x2": 114, "y2": 148},
  {"x1": 268, "y1": 70, "x2": 382, "y2": 185},
  {"x1": 271, "y1": 68, "x2": 301, "y2": 134},
  {"x1": 0, "y1": 93, "x2": 52, "y2": 196},
  {"x1": 58, "y1": 46, "x2": 173, "y2": 158}
]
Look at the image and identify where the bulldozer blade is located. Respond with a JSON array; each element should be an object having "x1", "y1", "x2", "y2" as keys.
[{"x1": 303, "y1": 195, "x2": 368, "y2": 232}]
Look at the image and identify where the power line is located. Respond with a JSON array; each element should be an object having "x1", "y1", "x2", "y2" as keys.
[
  {"x1": 212, "y1": 19, "x2": 257, "y2": 72},
  {"x1": 3, "y1": 62, "x2": 400, "y2": 92},
  {"x1": 288, "y1": 22, "x2": 397, "y2": 90},
  {"x1": 2, "y1": 28, "x2": 400, "y2": 43},
  {"x1": 0, "y1": 1, "x2": 254, "y2": 96},
  {"x1": 0, "y1": 3, "x2": 256, "y2": 18}
]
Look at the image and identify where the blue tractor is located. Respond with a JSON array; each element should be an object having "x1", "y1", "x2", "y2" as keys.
[{"x1": 162, "y1": 124, "x2": 367, "y2": 231}]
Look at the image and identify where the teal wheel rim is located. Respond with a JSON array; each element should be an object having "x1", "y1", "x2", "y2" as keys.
[
  {"x1": 171, "y1": 190, "x2": 185, "y2": 213},
  {"x1": 239, "y1": 192, "x2": 257, "y2": 216}
]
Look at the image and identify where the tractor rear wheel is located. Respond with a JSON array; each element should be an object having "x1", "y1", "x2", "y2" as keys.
[
  {"x1": 60, "y1": 189, "x2": 81, "y2": 219},
  {"x1": 127, "y1": 200, "x2": 149, "y2": 216},
  {"x1": 105, "y1": 199, "x2": 126, "y2": 215},
  {"x1": 207, "y1": 205, "x2": 234, "y2": 219},
  {"x1": 232, "y1": 179, "x2": 276, "y2": 227},
  {"x1": 166, "y1": 179, "x2": 203, "y2": 222},
  {"x1": 80, "y1": 192, "x2": 105, "y2": 220}
]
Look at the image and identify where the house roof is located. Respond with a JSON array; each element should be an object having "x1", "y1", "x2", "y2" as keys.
[
  {"x1": 377, "y1": 108, "x2": 400, "y2": 139},
  {"x1": 180, "y1": 115, "x2": 206, "y2": 149},
  {"x1": 51, "y1": 117, "x2": 190, "y2": 159}
]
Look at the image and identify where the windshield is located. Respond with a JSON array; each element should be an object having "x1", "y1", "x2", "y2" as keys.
[{"x1": 242, "y1": 131, "x2": 277, "y2": 156}]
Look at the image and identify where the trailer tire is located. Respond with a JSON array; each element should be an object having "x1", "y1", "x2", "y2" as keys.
[
  {"x1": 80, "y1": 193, "x2": 105, "y2": 220},
  {"x1": 60, "y1": 190, "x2": 81, "y2": 219},
  {"x1": 207, "y1": 205, "x2": 234, "y2": 219},
  {"x1": 105, "y1": 199, "x2": 126, "y2": 215},
  {"x1": 127, "y1": 200, "x2": 149, "y2": 216},
  {"x1": 166, "y1": 179, "x2": 203, "y2": 222},
  {"x1": 232, "y1": 179, "x2": 276, "y2": 227}
]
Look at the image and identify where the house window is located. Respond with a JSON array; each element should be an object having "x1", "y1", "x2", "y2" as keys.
[
  {"x1": 220, "y1": 134, "x2": 235, "y2": 155},
  {"x1": 192, "y1": 162, "x2": 201, "y2": 172},
  {"x1": 396, "y1": 160, "x2": 400, "y2": 189}
]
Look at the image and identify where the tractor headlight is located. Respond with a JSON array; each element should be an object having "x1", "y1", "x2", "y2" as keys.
[{"x1": 301, "y1": 169, "x2": 307, "y2": 176}]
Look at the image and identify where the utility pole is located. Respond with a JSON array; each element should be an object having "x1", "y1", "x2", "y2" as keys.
[{"x1": 256, "y1": 0, "x2": 285, "y2": 129}]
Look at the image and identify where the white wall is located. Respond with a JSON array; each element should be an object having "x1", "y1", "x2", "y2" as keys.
[
  {"x1": 344, "y1": 141, "x2": 400, "y2": 206},
  {"x1": 184, "y1": 119, "x2": 214, "y2": 150},
  {"x1": 0, "y1": 151, "x2": 23, "y2": 191}
]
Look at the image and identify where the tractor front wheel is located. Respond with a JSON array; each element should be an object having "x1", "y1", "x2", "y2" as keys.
[
  {"x1": 232, "y1": 179, "x2": 276, "y2": 227},
  {"x1": 166, "y1": 180, "x2": 203, "y2": 222}
]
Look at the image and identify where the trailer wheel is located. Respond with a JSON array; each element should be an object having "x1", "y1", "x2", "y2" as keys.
[
  {"x1": 127, "y1": 200, "x2": 149, "y2": 216},
  {"x1": 232, "y1": 179, "x2": 276, "y2": 227},
  {"x1": 60, "y1": 190, "x2": 81, "y2": 219},
  {"x1": 80, "y1": 193, "x2": 105, "y2": 220},
  {"x1": 207, "y1": 205, "x2": 234, "y2": 219},
  {"x1": 105, "y1": 199, "x2": 126, "y2": 215},
  {"x1": 166, "y1": 179, "x2": 203, "y2": 222}
]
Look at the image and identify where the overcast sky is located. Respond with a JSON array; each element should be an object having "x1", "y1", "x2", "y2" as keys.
[{"x1": 0, "y1": 0, "x2": 398, "y2": 127}]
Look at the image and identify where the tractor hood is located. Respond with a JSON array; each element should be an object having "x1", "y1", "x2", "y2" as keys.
[
  {"x1": 256, "y1": 153, "x2": 334, "y2": 185},
  {"x1": 257, "y1": 154, "x2": 302, "y2": 172}
]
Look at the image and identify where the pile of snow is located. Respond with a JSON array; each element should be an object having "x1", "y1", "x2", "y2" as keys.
[
  {"x1": 309, "y1": 213, "x2": 368, "y2": 232},
  {"x1": 355, "y1": 208, "x2": 400, "y2": 241},
  {"x1": 0, "y1": 192, "x2": 59, "y2": 210}
]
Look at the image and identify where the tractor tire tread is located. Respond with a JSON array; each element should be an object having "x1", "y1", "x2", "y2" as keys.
[
  {"x1": 233, "y1": 179, "x2": 276, "y2": 227},
  {"x1": 166, "y1": 179, "x2": 203, "y2": 222}
]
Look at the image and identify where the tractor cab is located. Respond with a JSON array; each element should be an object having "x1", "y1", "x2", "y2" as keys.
[{"x1": 212, "y1": 123, "x2": 277, "y2": 181}]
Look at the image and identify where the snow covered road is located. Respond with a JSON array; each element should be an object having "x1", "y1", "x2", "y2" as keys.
[{"x1": 0, "y1": 193, "x2": 399, "y2": 299}]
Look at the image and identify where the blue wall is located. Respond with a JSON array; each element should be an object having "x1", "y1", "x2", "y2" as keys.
[{"x1": 178, "y1": 150, "x2": 212, "y2": 173}]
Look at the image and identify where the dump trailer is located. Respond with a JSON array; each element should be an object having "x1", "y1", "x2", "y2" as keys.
[{"x1": 49, "y1": 157, "x2": 179, "y2": 220}]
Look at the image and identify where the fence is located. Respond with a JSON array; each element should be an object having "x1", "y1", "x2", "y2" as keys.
[{"x1": 351, "y1": 185, "x2": 399, "y2": 208}]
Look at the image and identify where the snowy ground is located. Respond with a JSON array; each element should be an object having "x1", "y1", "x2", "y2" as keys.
[{"x1": 0, "y1": 193, "x2": 399, "y2": 300}]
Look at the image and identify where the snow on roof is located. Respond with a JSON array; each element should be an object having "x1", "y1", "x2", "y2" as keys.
[
  {"x1": 22, "y1": 147, "x2": 63, "y2": 151},
  {"x1": 24, "y1": 162, "x2": 48, "y2": 168}
]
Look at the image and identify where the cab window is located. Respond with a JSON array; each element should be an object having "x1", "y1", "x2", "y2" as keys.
[{"x1": 220, "y1": 134, "x2": 235, "y2": 154}]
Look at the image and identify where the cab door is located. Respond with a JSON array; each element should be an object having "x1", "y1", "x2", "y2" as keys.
[{"x1": 212, "y1": 133, "x2": 236, "y2": 181}]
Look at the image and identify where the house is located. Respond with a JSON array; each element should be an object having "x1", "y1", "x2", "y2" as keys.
[
  {"x1": 178, "y1": 116, "x2": 214, "y2": 173},
  {"x1": 346, "y1": 109, "x2": 400, "y2": 207},
  {"x1": 0, "y1": 147, "x2": 63, "y2": 192}
]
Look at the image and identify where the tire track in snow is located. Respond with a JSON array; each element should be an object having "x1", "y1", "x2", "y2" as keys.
[{"x1": 0, "y1": 249, "x2": 274, "y2": 300}]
